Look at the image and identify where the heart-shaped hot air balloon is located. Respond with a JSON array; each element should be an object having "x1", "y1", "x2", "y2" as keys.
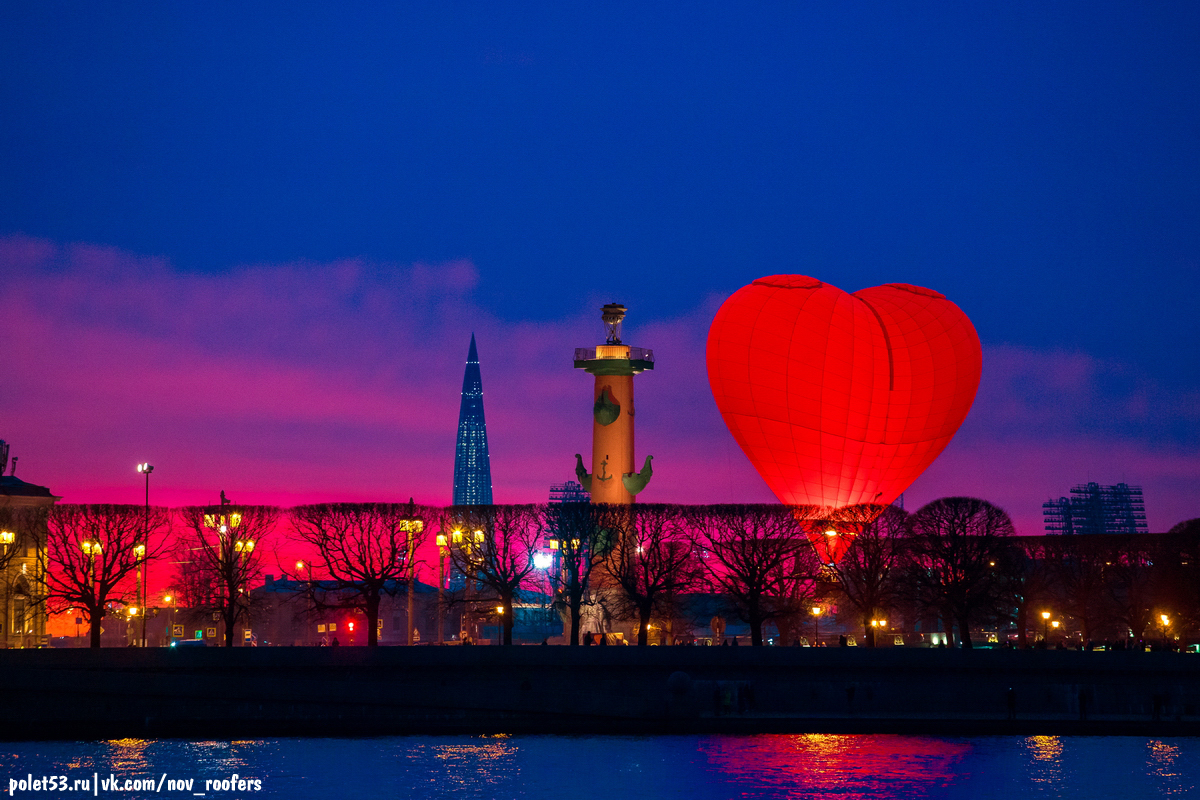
[{"x1": 706, "y1": 275, "x2": 982, "y2": 557}]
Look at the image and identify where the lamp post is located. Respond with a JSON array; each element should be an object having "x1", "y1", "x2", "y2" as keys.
[
  {"x1": 811, "y1": 605, "x2": 823, "y2": 646},
  {"x1": 133, "y1": 543, "x2": 146, "y2": 646},
  {"x1": 81, "y1": 540, "x2": 101, "y2": 590},
  {"x1": 402, "y1": 518, "x2": 424, "y2": 647},
  {"x1": 533, "y1": 551, "x2": 552, "y2": 641},
  {"x1": 495, "y1": 605, "x2": 504, "y2": 646},
  {"x1": 1041, "y1": 611, "x2": 1051, "y2": 643},
  {"x1": 136, "y1": 463, "x2": 153, "y2": 647},
  {"x1": 1160, "y1": 614, "x2": 1171, "y2": 650},
  {"x1": 1051, "y1": 619, "x2": 1060, "y2": 646},
  {"x1": 450, "y1": 528, "x2": 468, "y2": 642},
  {"x1": 869, "y1": 618, "x2": 887, "y2": 648},
  {"x1": 164, "y1": 594, "x2": 176, "y2": 643},
  {"x1": 436, "y1": 534, "x2": 448, "y2": 644},
  {"x1": 234, "y1": 538, "x2": 256, "y2": 646},
  {"x1": 1, "y1": 530, "x2": 13, "y2": 648},
  {"x1": 203, "y1": 497, "x2": 247, "y2": 647},
  {"x1": 81, "y1": 539, "x2": 101, "y2": 644}
]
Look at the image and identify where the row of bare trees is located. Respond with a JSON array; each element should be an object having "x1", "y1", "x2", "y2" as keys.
[{"x1": 27, "y1": 499, "x2": 1200, "y2": 648}]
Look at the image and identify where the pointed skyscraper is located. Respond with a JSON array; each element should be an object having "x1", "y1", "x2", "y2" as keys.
[{"x1": 452, "y1": 333, "x2": 494, "y2": 505}]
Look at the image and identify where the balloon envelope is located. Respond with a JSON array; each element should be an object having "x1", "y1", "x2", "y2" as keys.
[{"x1": 706, "y1": 275, "x2": 982, "y2": 515}]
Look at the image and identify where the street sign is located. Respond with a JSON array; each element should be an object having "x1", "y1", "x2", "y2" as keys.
[
  {"x1": 243, "y1": 629, "x2": 252, "y2": 640},
  {"x1": 205, "y1": 627, "x2": 216, "y2": 638},
  {"x1": 172, "y1": 625, "x2": 183, "y2": 637}
]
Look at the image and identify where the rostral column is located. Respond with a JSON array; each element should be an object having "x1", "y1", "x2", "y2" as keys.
[{"x1": 573, "y1": 303, "x2": 654, "y2": 504}]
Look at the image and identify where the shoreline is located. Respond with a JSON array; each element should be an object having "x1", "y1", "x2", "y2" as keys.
[{"x1": 3, "y1": 648, "x2": 1197, "y2": 741}]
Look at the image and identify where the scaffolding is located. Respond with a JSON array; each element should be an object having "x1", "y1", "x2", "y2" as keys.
[
  {"x1": 1043, "y1": 482, "x2": 1147, "y2": 535},
  {"x1": 548, "y1": 481, "x2": 589, "y2": 505}
]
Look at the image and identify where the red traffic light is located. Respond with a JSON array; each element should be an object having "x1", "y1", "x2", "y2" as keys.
[{"x1": 347, "y1": 621, "x2": 355, "y2": 632}]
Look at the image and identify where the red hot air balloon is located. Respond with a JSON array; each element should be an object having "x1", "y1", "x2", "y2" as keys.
[{"x1": 706, "y1": 275, "x2": 982, "y2": 563}]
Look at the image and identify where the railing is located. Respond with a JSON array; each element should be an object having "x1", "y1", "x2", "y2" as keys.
[{"x1": 574, "y1": 347, "x2": 654, "y2": 362}]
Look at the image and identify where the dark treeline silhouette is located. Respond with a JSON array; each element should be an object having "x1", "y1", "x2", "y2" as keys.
[{"x1": 32, "y1": 501, "x2": 1200, "y2": 648}]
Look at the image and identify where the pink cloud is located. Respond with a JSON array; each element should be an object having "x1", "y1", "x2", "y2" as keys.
[{"x1": 2, "y1": 235, "x2": 1194, "y2": 546}]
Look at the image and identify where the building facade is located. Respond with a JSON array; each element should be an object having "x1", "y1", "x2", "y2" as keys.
[
  {"x1": 0, "y1": 440, "x2": 57, "y2": 648},
  {"x1": 452, "y1": 334, "x2": 494, "y2": 506}
]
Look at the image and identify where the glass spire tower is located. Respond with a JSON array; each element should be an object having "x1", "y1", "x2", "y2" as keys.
[{"x1": 452, "y1": 333, "x2": 494, "y2": 505}]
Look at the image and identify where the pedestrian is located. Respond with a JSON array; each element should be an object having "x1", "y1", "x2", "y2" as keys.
[
  {"x1": 838, "y1": 634, "x2": 848, "y2": 648},
  {"x1": 583, "y1": 632, "x2": 594, "y2": 646},
  {"x1": 599, "y1": 632, "x2": 608, "y2": 646},
  {"x1": 331, "y1": 636, "x2": 340, "y2": 647}
]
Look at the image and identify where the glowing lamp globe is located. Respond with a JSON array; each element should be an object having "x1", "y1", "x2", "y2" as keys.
[{"x1": 706, "y1": 275, "x2": 981, "y2": 559}]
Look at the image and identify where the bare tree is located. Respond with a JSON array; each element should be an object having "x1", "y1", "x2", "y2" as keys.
[
  {"x1": 288, "y1": 502, "x2": 431, "y2": 646},
  {"x1": 444, "y1": 504, "x2": 543, "y2": 645},
  {"x1": 1105, "y1": 534, "x2": 1161, "y2": 646},
  {"x1": 543, "y1": 501, "x2": 614, "y2": 645},
  {"x1": 690, "y1": 504, "x2": 812, "y2": 646},
  {"x1": 906, "y1": 497, "x2": 1015, "y2": 649},
  {"x1": 1043, "y1": 534, "x2": 1111, "y2": 644},
  {"x1": 177, "y1": 503, "x2": 280, "y2": 647},
  {"x1": 44, "y1": 504, "x2": 170, "y2": 648},
  {"x1": 995, "y1": 536, "x2": 1055, "y2": 649},
  {"x1": 604, "y1": 504, "x2": 703, "y2": 645},
  {"x1": 829, "y1": 504, "x2": 909, "y2": 647}
]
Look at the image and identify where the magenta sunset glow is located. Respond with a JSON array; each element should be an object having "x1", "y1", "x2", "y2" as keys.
[{"x1": 1, "y1": 235, "x2": 1195, "y2": 537}]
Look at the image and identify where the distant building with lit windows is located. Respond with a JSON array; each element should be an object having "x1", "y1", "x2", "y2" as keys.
[
  {"x1": 0, "y1": 440, "x2": 56, "y2": 649},
  {"x1": 452, "y1": 334, "x2": 494, "y2": 506}
]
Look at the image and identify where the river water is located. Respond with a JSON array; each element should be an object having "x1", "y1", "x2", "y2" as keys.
[{"x1": 1, "y1": 735, "x2": 1195, "y2": 799}]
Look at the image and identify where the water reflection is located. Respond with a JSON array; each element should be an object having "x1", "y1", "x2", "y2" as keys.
[
  {"x1": 1146, "y1": 739, "x2": 1193, "y2": 797},
  {"x1": 104, "y1": 738, "x2": 150, "y2": 772},
  {"x1": 1024, "y1": 735, "x2": 1064, "y2": 790},
  {"x1": 0, "y1": 735, "x2": 1196, "y2": 799},
  {"x1": 431, "y1": 735, "x2": 520, "y2": 795},
  {"x1": 700, "y1": 734, "x2": 971, "y2": 797}
]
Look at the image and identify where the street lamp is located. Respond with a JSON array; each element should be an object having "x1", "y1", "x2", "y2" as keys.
[
  {"x1": 164, "y1": 594, "x2": 176, "y2": 643},
  {"x1": 81, "y1": 539, "x2": 102, "y2": 590},
  {"x1": 495, "y1": 605, "x2": 504, "y2": 646},
  {"x1": 533, "y1": 551, "x2": 552, "y2": 640},
  {"x1": 133, "y1": 542, "x2": 146, "y2": 646},
  {"x1": 136, "y1": 463, "x2": 153, "y2": 647},
  {"x1": 400, "y1": 517, "x2": 425, "y2": 647},
  {"x1": 1041, "y1": 611, "x2": 1051, "y2": 643},
  {"x1": 1160, "y1": 614, "x2": 1171, "y2": 649},
  {"x1": 202, "y1": 495, "x2": 249, "y2": 646},
  {"x1": 811, "y1": 605, "x2": 823, "y2": 646},
  {"x1": 1, "y1": 530, "x2": 13, "y2": 648},
  {"x1": 80, "y1": 539, "x2": 102, "y2": 644},
  {"x1": 436, "y1": 533, "x2": 448, "y2": 644}
]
